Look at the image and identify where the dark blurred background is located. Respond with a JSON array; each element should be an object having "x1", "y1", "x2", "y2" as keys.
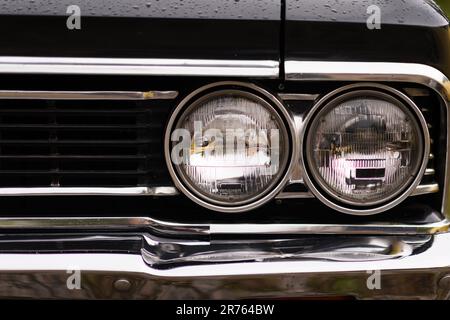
[{"x1": 436, "y1": 0, "x2": 450, "y2": 16}]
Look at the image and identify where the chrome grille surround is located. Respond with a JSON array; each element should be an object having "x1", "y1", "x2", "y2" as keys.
[{"x1": 0, "y1": 58, "x2": 445, "y2": 234}]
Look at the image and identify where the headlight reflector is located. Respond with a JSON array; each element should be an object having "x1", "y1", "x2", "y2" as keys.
[{"x1": 304, "y1": 89, "x2": 427, "y2": 210}]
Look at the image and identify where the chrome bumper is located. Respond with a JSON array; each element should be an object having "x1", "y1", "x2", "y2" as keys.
[{"x1": 0, "y1": 232, "x2": 450, "y2": 299}]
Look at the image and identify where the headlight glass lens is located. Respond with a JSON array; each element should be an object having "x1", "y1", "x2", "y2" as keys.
[
  {"x1": 306, "y1": 93, "x2": 424, "y2": 206},
  {"x1": 171, "y1": 91, "x2": 289, "y2": 205}
]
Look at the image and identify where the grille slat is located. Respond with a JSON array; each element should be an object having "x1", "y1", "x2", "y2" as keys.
[
  {"x1": 0, "y1": 124, "x2": 159, "y2": 130},
  {"x1": 0, "y1": 170, "x2": 151, "y2": 175},
  {"x1": 0, "y1": 139, "x2": 154, "y2": 145},
  {"x1": 0, "y1": 109, "x2": 162, "y2": 115},
  {"x1": 0, "y1": 155, "x2": 152, "y2": 160}
]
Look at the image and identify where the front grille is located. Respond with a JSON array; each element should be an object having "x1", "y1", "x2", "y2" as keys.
[
  {"x1": 0, "y1": 99, "x2": 172, "y2": 188},
  {"x1": 0, "y1": 83, "x2": 441, "y2": 214},
  {"x1": 0, "y1": 79, "x2": 441, "y2": 230}
]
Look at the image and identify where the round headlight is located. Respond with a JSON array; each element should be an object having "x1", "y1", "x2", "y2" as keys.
[
  {"x1": 166, "y1": 83, "x2": 292, "y2": 212},
  {"x1": 303, "y1": 86, "x2": 429, "y2": 215}
]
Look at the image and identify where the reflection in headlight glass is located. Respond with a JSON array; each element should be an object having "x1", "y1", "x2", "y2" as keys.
[
  {"x1": 174, "y1": 93, "x2": 287, "y2": 204},
  {"x1": 308, "y1": 97, "x2": 423, "y2": 205}
]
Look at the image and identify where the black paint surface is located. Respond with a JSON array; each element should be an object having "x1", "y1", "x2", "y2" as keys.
[
  {"x1": 285, "y1": 0, "x2": 450, "y2": 76},
  {"x1": 0, "y1": 0, "x2": 448, "y2": 75}
]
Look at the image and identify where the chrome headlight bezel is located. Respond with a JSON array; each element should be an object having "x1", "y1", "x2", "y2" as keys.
[
  {"x1": 300, "y1": 83, "x2": 431, "y2": 216},
  {"x1": 164, "y1": 82, "x2": 295, "y2": 213}
]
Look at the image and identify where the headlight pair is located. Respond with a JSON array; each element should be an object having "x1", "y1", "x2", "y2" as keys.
[{"x1": 165, "y1": 82, "x2": 429, "y2": 215}]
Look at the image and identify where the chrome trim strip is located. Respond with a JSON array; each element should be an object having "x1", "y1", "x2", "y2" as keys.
[
  {"x1": 210, "y1": 220, "x2": 449, "y2": 236},
  {"x1": 0, "y1": 183, "x2": 435, "y2": 198},
  {"x1": 425, "y1": 168, "x2": 436, "y2": 176},
  {"x1": 411, "y1": 184, "x2": 440, "y2": 196},
  {"x1": 0, "y1": 217, "x2": 209, "y2": 236},
  {"x1": 285, "y1": 61, "x2": 450, "y2": 219},
  {"x1": 0, "y1": 187, "x2": 179, "y2": 196},
  {"x1": 278, "y1": 93, "x2": 320, "y2": 101},
  {"x1": 0, "y1": 57, "x2": 279, "y2": 78},
  {"x1": 275, "y1": 191, "x2": 314, "y2": 199},
  {"x1": 276, "y1": 183, "x2": 439, "y2": 199},
  {"x1": 0, "y1": 90, "x2": 178, "y2": 100},
  {"x1": 404, "y1": 87, "x2": 431, "y2": 97},
  {"x1": 285, "y1": 62, "x2": 450, "y2": 99},
  {"x1": 0, "y1": 216, "x2": 446, "y2": 236}
]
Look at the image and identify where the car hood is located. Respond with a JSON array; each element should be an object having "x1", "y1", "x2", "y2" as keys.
[
  {"x1": 0, "y1": 0, "x2": 281, "y2": 60},
  {"x1": 0, "y1": 0, "x2": 448, "y2": 75},
  {"x1": 285, "y1": 0, "x2": 450, "y2": 76}
]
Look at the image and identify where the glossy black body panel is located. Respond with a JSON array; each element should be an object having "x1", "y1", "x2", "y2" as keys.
[
  {"x1": 0, "y1": 0, "x2": 448, "y2": 77},
  {"x1": 0, "y1": 0, "x2": 281, "y2": 20},
  {"x1": 0, "y1": 0, "x2": 281, "y2": 60},
  {"x1": 0, "y1": 16, "x2": 280, "y2": 60},
  {"x1": 286, "y1": 0, "x2": 448, "y2": 27},
  {"x1": 285, "y1": 0, "x2": 450, "y2": 76}
]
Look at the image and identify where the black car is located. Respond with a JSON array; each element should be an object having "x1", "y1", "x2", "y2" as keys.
[{"x1": 0, "y1": 0, "x2": 448, "y2": 300}]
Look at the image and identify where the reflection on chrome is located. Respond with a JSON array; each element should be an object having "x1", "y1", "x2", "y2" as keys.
[{"x1": 141, "y1": 235, "x2": 427, "y2": 267}]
